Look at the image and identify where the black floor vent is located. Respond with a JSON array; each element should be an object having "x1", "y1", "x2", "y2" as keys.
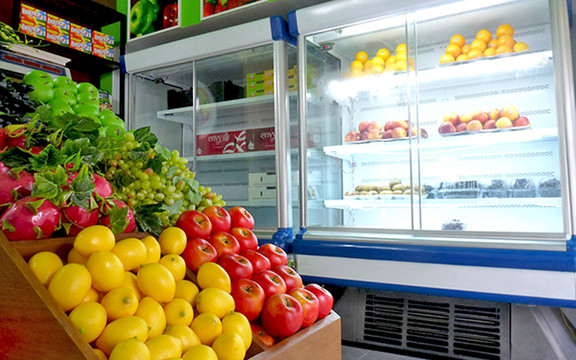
[{"x1": 361, "y1": 292, "x2": 510, "y2": 359}]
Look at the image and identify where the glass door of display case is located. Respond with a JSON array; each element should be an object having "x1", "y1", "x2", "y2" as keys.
[{"x1": 297, "y1": 0, "x2": 575, "y2": 250}]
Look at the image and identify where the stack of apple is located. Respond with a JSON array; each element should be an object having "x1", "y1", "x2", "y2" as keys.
[
  {"x1": 176, "y1": 205, "x2": 334, "y2": 346},
  {"x1": 345, "y1": 120, "x2": 421, "y2": 142},
  {"x1": 438, "y1": 104, "x2": 530, "y2": 135}
]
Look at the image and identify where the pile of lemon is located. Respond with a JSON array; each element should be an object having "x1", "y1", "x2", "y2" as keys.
[
  {"x1": 440, "y1": 24, "x2": 529, "y2": 64},
  {"x1": 349, "y1": 43, "x2": 415, "y2": 77},
  {"x1": 28, "y1": 225, "x2": 250, "y2": 360}
]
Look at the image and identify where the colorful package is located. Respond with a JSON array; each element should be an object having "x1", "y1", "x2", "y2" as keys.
[
  {"x1": 196, "y1": 130, "x2": 247, "y2": 156},
  {"x1": 92, "y1": 30, "x2": 114, "y2": 60},
  {"x1": 70, "y1": 23, "x2": 92, "y2": 54},
  {"x1": 19, "y1": 4, "x2": 46, "y2": 40},
  {"x1": 46, "y1": 14, "x2": 70, "y2": 46}
]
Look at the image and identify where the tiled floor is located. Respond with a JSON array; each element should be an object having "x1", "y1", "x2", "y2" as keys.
[{"x1": 342, "y1": 345, "x2": 423, "y2": 360}]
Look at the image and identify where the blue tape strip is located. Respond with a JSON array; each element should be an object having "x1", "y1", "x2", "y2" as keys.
[
  {"x1": 287, "y1": 11, "x2": 299, "y2": 36},
  {"x1": 293, "y1": 235, "x2": 576, "y2": 272},
  {"x1": 272, "y1": 227, "x2": 294, "y2": 252},
  {"x1": 301, "y1": 275, "x2": 576, "y2": 308},
  {"x1": 568, "y1": 0, "x2": 573, "y2": 28},
  {"x1": 120, "y1": 54, "x2": 127, "y2": 74},
  {"x1": 269, "y1": 16, "x2": 297, "y2": 46}
]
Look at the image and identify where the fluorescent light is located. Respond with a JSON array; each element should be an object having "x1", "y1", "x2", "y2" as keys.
[{"x1": 415, "y1": 0, "x2": 510, "y2": 22}]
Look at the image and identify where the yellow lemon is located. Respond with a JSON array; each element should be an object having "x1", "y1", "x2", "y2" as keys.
[
  {"x1": 372, "y1": 65, "x2": 385, "y2": 75},
  {"x1": 68, "y1": 248, "x2": 89, "y2": 265},
  {"x1": 385, "y1": 55, "x2": 397, "y2": 66},
  {"x1": 164, "y1": 298, "x2": 194, "y2": 326},
  {"x1": 182, "y1": 345, "x2": 217, "y2": 360},
  {"x1": 461, "y1": 44, "x2": 471, "y2": 54},
  {"x1": 48, "y1": 263, "x2": 92, "y2": 311},
  {"x1": 445, "y1": 44, "x2": 461, "y2": 59},
  {"x1": 196, "y1": 262, "x2": 231, "y2": 292},
  {"x1": 456, "y1": 54, "x2": 469, "y2": 62},
  {"x1": 109, "y1": 338, "x2": 151, "y2": 360},
  {"x1": 470, "y1": 39, "x2": 487, "y2": 53},
  {"x1": 158, "y1": 227, "x2": 188, "y2": 255},
  {"x1": 488, "y1": 38, "x2": 498, "y2": 48},
  {"x1": 69, "y1": 301, "x2": 107, "y2": 343},
  {"x1": 82, "y1": 287, "x2": 102, "y2": 303},
  {"x1": 221, "y1": 311, "x2": 251, "y2": 349},
  {"x1": 101, "y1": 287, "x2": 139, "y2": 321},
  {"x1": 496, "y1": 24, "x2": 514, "y2": 38},
  {"x1": 146, "y1": 334, "x2": 183, "y2": 360},
  {"x1": 375, "y1": 48, "x2": 390, "y2": 61},
  {"x1": 174, "y1": 279, "x2": 199, "y2": 304},
  {"x1": 112, "y1": 237, "x2": 148, "y2": 271},
  {"x1": 354, "y1": 50, "x2": 369, "y2": 64},
  {"x1": 141, "y1": 236, "x2": 162, "y2": 266},
  {"x1": 497, "y1": 34, "x2": 515, "y2": 48},
  {"x1": 395, "y1": 60, "x2": 408, "y2": 71},
  {"x1": 467, "y1": 49, "x2": 483, "y2": 59},
  {"x1": 86, "y1": 251, "x2": 125, "y2": 293},
  {"x1": 496, "y1": 45, "x2": 513, "y2": 55},
  {"x1": 484, "y1": 47, "x2": 497, "y2": 57},
  {"x1": 371, "y1": 56, "x2": 385, "y2": 68},
  {"x1": 363, "y1": 59, "x2": 373, "y2": 73},
  {"x1": 137, "y1": 263, "x2": 176, "y2": 303},
  {"x1": 28, "y1": 251, "x2": 63, "y2": 286},
  {"x1": 74, "y1": 225, "x2": 115, "y2": 257},
  {"x1": 212, "y1": 332, "x2": 246, "y2": 360},
  {"x1": 513, "y1": 41, "x2": 529, "y2": 52},
  {"x1": 159, "y1": 254, "x2": 186, "y2": 282},
  {"x1": 96, "y1": 316, "x2": 149, "y2": 355},
  {"x1": 164, "y1": 324, "x2": 201, "y2": 352},
  {"x1": 349, "y1": 60, "x2": 364, "y2": 72},
  {"x1": 395, "y1": 43, "x2": 407, "y2": 54},
  {"x1": 439, "y1": 54, "x2": 455, "y2": 64},
  {"x1": 191, "y1": 312, "x2": 222, "y2": 346},
  {"x1": 195, "y1": 287, "x2": 234, "y2": 319},
  {"x1": 475, "y1": 29, "x2": 492, "y2": 43},
  {"x1": 135, "y1": 297, "x2": 167, "y2": 339},
  {"x1": 121, "y1": 271, "x2": 144, "y2": 301},
  {"x1": 93, "y1": 348, "x2": 108, "y2": 360},
  {"x1": 449, "y1": 34, "x2": 465, "y2": 48}
]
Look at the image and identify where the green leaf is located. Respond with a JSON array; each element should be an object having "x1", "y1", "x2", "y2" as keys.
[
  {"x1": 0, "y1": 147, "x2": 32, "y2": 169},
  {"x1": 31, "y1": 166, "x2": 69, "y2": 205},
  {"x1": 130, "y1": 142, "x2": 152, "y2": 163},
  {"x1": 182, "y1": 178, "x2": 201, "y2": 204},
  {"x1": 69, "y1": 165, "x2": 95, "y2": 209},
  {"x1": 133, "y1": 203, "x2": 164, "y2": 236},
  {"x1": 112, "y1": 170, "x2": 136, "y2": 189},
  {"x1": 25, "y1": 198, "x2": 46, "y2": 214},
  {"x1": 154, "y1": 144, "x2": 171, "y2": 162},
  {"x1": 62, "y1": 116, "x2": 101, "y2": 143},
  {"x1": 29, "y1": 144, "x2": 67, "y2": 172},
  {"x1": 164, "y1": 199, "x2": 183, "y2": 216},
  {"x1": 145, "y1": 158, "x2": 163, "y2": 174},
  {"x1": 2, "y1": 219, "x2": 15, "y2": 233},
  {"x1": 108, "y1": 204, "x2": 129, "y2": 234},
  {"x1": 133, "y1": 127, "x2": 158, "y2": 146}
]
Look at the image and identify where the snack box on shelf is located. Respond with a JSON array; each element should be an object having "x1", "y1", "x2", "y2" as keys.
[
  {"x1": 437, "y1": 180, "x2": 482, "y2": 199},
  {"x1": 2, "y1": 232, "x2": 342, "y2": 360}
]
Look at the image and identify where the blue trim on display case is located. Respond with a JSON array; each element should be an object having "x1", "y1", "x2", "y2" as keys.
[
  {"x1": 272, "y1": 227, "x2": 294, "y2": 252},
  {"x1": 287, "y1": 11, "x2": 299, "y2": 36},
  {"x1": 269, "y1": 16, "x2": 297, "y2": 46},
  {"x1": 292, "y1": 236, "x2": 576, "y2": 272},
  {"x1": 120, "y1": 55, "x2": 127, "y2": 74},
  {"x1": 301, "y1": 275, "x2": 576, "y2": 308}
]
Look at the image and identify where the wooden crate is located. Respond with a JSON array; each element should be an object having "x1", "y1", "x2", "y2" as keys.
[{"x1": 2, "y1": 233, "x2": 342, "y2": 360}]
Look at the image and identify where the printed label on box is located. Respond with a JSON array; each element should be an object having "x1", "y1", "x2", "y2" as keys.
[
  {"x1": 92, "y1": 30, "x2": 114, "y2": 60},
  {"x1": 46, "y1": 14, "x2": 69, "y2": 46},
  {"x1": 70, "y1": 23, "x2": 92, "y2": 54},
  {"x1": 196, "y1": 130, "x2": 246, "y2": 156},
  {"x1": 19, "y1": 4, "x2": 46, "y2": 39},
  {"x1": 247, "y1": 127, "x2": 275, "y2": 152}
]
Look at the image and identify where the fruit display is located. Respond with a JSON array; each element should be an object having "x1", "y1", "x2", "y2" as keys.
[
  {"x1": 24, "y1": 206, "x2": 334, "y2": 359},
  {"x1": 0, "y1": 72, "x2": 36, "y2": 126},
  {"x1": 440, "y1": 24, "x2": 530, "y2": 64},
  {"x1": 345, "y1": 179, "x2": 427, "y2": 197},
  {"x1": 344, "y1": 119, "x2": 427, "y2": 142},
  {"x1": 348, "y1": 43, "x2": 415, "y2": 78},
  {"x1": 437, "y1": 104, "x2": 530, "y2": 135}
]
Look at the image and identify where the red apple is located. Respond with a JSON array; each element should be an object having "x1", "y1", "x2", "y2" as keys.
[
  {"x1": 344, "y1": 131, "x2": 360, "y2": 142},
  {"x1": 466, "y1": 120, "x2": 483, "y2": 132},
  {"x1": 202, "y1": 205, "x2": 231, "y2": 233},
  {"x1": 252, "y1": 270, "x2": 287, "y2": 299},
  {"x1": 251, "y1": 324, "x2": 275, "y2": 347},
  {"x1": 391, "y1": 120, "x2": 408, "y2": 130},
  {"x1": 384, "y1": 121, "x2": 395, "y2": 131},
  {"x1": 288, "y1": 288, "x2": 320, "y2": 327},
  {"x1": 181, "y1": 237, "x2": 218, "y2": 273},
  {"x1": 391, "y1": 127, "x2": 407, "y2": 138},
  {"x1": 176, "y1": 210, "x2": 212, "y2": 240},
  {"x1": 257, "y1": 243, "x2": 288, "y2": 269},
  {"x1": 484, "y1": 119, "x2": 497, "y2": 129},
  {"x1": 514, "y1": 116, "x2": 530, "y2": 127},
  {"x1": 241, "y1": 249, "x2": 271, "y2": 274},
  {"x1": 261, "y1": 293, "x2": 304, "y2": 338},
  {"x1": 228, "y1": 206, "x2": 255, "y2": 230},
  {"x1": 230, "y1": 278, "x2": 265, "y2": 321},
  {"x1": 382, "y1": 129, "x2": 393, "y2": 139},
  {"x1": 273, "y1": 265, "x2": 303, "y2": 292},
  {"x1": 472, "y1": 111, "x2": 489, "y2": 124},
  {"x1": 438, "y1": 122, "x2": 456, "y2": 134},
  {"x1": 358, "y1": 121, "x2": 370, "y2": 133},
  {"x1": 359, "y1": 131, "x2": 369, "y2": 141},
  {"x1": 208, "y1": 231, "x2": 241, "y2": 258},
  {"x1": 230, "y1": 227, "x2": 258, "y2": 252},
  {"x1": 443, "y1": 112, "x2": 459, "y2": 126},
  {"x1": 455, "y1": 123, "x2": 468, "y2": 132},
  {"x1": 496, "y1": 116, "x2": 513, "y2": 128},
  {"x1": 489, "y1": 108, "x2": 501, "y2": 120},
  {"x1": 218, "y1": 253, "x2": 254, "y2": 281},
  {"x1": 304, "y1": 283, "x2": 334, "y2": 320},
  {"x1": 459, "y1": 112, "x2": 473, "y2": 123},
  {"x1": 366, "y1": 121, "x2": 381, "y2": 132},
  {"x1": 500, "y1": 104, "x2": 519, "y2": 121},
  {"x1": 366, "y1": 128, "x2": 382, "y2": 140}
]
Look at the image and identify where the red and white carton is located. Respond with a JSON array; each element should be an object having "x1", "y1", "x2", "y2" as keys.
[
  {"x1": 246, "y1": 127, "x2": 275, "y2": 152},
  {"x1": 196, "y1": 130, "x2": 247, "y2": 156}
]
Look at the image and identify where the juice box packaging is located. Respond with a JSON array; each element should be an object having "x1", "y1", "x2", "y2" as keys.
[
  {"x1": 19, "y1": 4, "x2": 46, "y2": 40},
  {"x1": 92, "y1": 30, "x2": 114, "y2": 60},
  {"x1": 46, "y1": 14, "x2": 70, "y2": 46},
  {"x1": 196, "y1": 130, "x2": 247, "y2": 156},
  {"x1": 70, "y1": 23, "x2": 92, "y2": 54}
]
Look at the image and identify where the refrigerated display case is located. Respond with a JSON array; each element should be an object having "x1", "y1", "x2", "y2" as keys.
[
  {"x1": 123, "y1": 17, "x2": 299, "y2": 241},
  {"x1": 288, "y1": 0, "x2": 576, "y2": 304}
]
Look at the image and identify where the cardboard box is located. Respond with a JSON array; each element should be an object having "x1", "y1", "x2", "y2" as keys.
[
  {"x1": 249, "y1": 186, "x2": 277, "y2": 201},
  {"x1": 46, "y1": 14, "x2": 69, "y2": 46},
  {"x1": 70, "y1": 23, "x2": 92, "y2": 54},
  {"x1": 19, "y1": 4, "x2": 46, "y2": 40},
  {"x1": 247, "y1": 127, "x2": 275, "y2": 152},
  {"x1": 196, "y1": 130, "x2": 247, "y2": 156},
  {"x1": 249, "y1": 172, "x2": 277, "y2": 186},
  {"x1": 92, "y1": 30, "x2": 114, "y2": 60}
]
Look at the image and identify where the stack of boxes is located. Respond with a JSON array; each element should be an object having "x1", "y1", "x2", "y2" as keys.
[
  {"x1": 246, "y1": 65, "x2": 298, "y2": 98},
  {"x1": 248, "y1": 171, "x2": 299, "y2": 201}
]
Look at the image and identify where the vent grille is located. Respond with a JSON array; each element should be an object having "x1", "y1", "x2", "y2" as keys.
[{"x1": 361, "y1": 292, "x2": 509, "y2": 359}]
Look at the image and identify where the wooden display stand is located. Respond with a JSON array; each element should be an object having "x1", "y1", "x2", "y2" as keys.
[{"x1": 2, "y1": 233, "x2": 342, "y2": 360}]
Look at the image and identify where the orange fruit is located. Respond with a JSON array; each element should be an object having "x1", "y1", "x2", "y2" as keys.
[
  {"x1": 371, "y1": 56, "x2": 385, "y2": 68},
  {"x1": 449, "y1": 34, "x2": 465, "y2": 48},
  {"x1": 461, "y1": 44, "x2": 471, "y2": 55},
  {"x1": 456, "y1": 54, "x2": 468, "y2": 62},
  {"x1": 497, "y1": 35, "x2": 515, "y2": 48},
  {"x1": 470, "y1": 39, "x2": 487, "y2": 53},
  {"x1": 385, "y1": 55, "x2": 397, "y2": 66},
  {"x1": 350, "y1": 60, "x2": 364, "y2": 72},
  {"x1": 355, "y1": 51, "x2": 369, "y2": 64},
  {"x1": 488, "y1": 39, "x2": 498, "y2": 48},
  {"x1": 484, "y1": 47, "x2": 497, "y2": 57},
  {"x1": 513, "y1": 42, "x2": 529, "y2": 52},
  {"x1": 467, "y1": 49, "x2": 483, "y2": 60},
  {"x1": 395, "y1": 43, "x2": 407, "y2": 54},
  {"x1": 476, "y1": 29, "x2": 492, "y2": 44},
  {"x1": 496, "y1": 24, "x2": 514, "y2": 38},
  {"x1": 372, "y1": 65, "x2": 385, "y2": 74},
  {"x1": 439, "y1": 54, "x2": 455, "y2": 64},
  {"x1": 495, "y1": 45, "x2": 513, "y2": 55},
  {"x1": 445, "y1": 44, "x2": 461, "y2": 58},
  {"x1": 395, "y1": 60, "x2": 407, "y2": 71},
  {"x1": 375, "y1": 48, "x2": 390, "y2": 61}
]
